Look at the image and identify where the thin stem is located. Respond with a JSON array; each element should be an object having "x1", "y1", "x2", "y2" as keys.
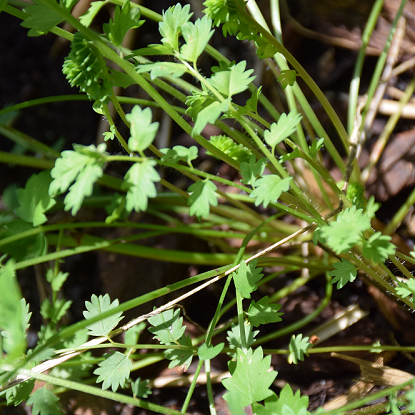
[{"x1": 181, "y1": 359, "x2": 203, "y2": 413}]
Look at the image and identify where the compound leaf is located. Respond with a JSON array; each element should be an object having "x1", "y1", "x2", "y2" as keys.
[
  {"x1": 255, "y1": 34, "x2": 279, "y2": 59},
  {"x1": 46, "y1": 269, "x2": 69, "y2": 292},
  {"x1": 233, "y1": 259, "x2": 263, "y2": 299},
  {"x1": 159, "y1": 3, "x2": 193, "y2": 51},
  {"x1": 187, "y1": 179, "x2": 218, "y2": 220},
  {"x1": 103, "y1": 1, "x2": 142, "y2": 47},
  {"x1": 329, "y1": 259, "x2": 357, "y2": 289},
  {"x1": 83, "y1": 294, "x2": 124, "y2": 337},
  {"x1": 126, "y1": 105, "x2": 159, "y2": 153},
  {"x1": 222, "y1": 347, "x2": 277, "y2": 407},
  {"x1": 247, "y1": 296, "x2": 283, "y2": 327},
  {"x1": 288, "y1": 334, "x2": 312, "y2": 364},
  {"x1": 264, "y1": 111, "x2": 302, "y2": 155},
  {"x1": 131, "y1": 377, "x2": 152, "y2": 398},
  {"x1": 226, "y1": 321, "x2": 259, "y2": 358},
  {"x1": 362, "y1": 232, "x2": 396, "y2": 264},
  {"x1": 49, "y1": 144, "x2": 106, "y2": 216},
  {"x1": 180, "y1": 15, "x2": 214, "y2": 62},
  {"x1": 27, "y1": 388, "x2": 63, "y2": 415},
  {"x1": 21, "y1": 0, "x2": 63, "y2": 36},
  {"x1": 123, "y1": 159, "x2": 160, "y2": 213},
  {"x1": 209, "y1": 61, "x2": 255, "y2": 97},
  {"x1": 164, "y1": 334, "x2": 194, "y2": 370},
  {"x1": 40, "y1": 298, "x2": 72, "y2": 324},
  {"x1": 160, "y1": 145, "x2": 198, "y2": 166},
  {"x1": 5, "y1": 379, "x2": 35, "y2": 406},
  {"x1": 250, "y1": 175, "x2": 292, "y2": 208},
  {"x1": 192, "y1": 98, "x2": 230, "y2": 136},
  {"x1": 240, "y1": 155, "x2": 267, "y2": 186},
  {"x1": 396, "y1": 278, "x2": 415, "y2": 299},
  {"x1": 15, "y1": 171, "x2": 56, "y2": 226},
  {"x1": 148, "y1": 308, "x2": 185, "y2": 344},
  {"x1": 80, "y1": 1, "x2": 106, "y2": 27},
  {"x1": 94, "y1": 351, "x2": 132, "y2": 392},
  {"x1": 320, "y1": 206, "x2": 370, "y2": 254}
]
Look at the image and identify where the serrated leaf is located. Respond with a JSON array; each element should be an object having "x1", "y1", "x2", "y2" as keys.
[
  {"x1": 131, "y1": 377, "x2": 152, "y2": 398},
  {"x1": 250, "y1": 175, "x2": 292, "y2": 208},
  {"x1": 159, "y1": 3, "x2": 193, "y2": 51},
  {"x1": 0, "y1": 260, "x2": 26, "y2": 357},
  {"x1": 362, "y1": 232, "x2": 396, "y2": 263},
  {"x1": 64, "y1": 164, "x2": 103, "y2": 215},
  {"x1": 46, "y1": 269, "x2": 70, "y2": 292},
  {"x1": 125, "y1": 322, "x2": 146, "y2": 345},
  {"x1": 222, "y1": 347, "x2": 277, "y2": 407},
  {"x1": 329, "y1": 259, "x2": 357, "y2": 289},
  {"x1": 80, "y1": 1, "x2": 106, "y2": 27},
  {"x1": 105, "y1": 193, "x2": 127, "y2": 224},
  {"x1": 247, "y1": 296, "x2": 283, "y2": 327},
  {"x1": 187, "y1": 179, "x2": 218, "y2": 220},
  {"x1": 94, "y1": 351, "x2": 132, "y2": 392},
  {"x1": 165, "y1": 334, "x2": 194, "y2": 370},
  {"x1": 49, "y1": 151, "x2": 89, "y2": 196},
  {"x1": 209, "y1": 61, "x2": 255, "y2": 97},
  {"x1": 320, "y1": 206, "x2": 370, "y2": 254},
  {"x1": 126, "y1": 105, "x2": 159, "y2": 153},
  {"x1": 49, "y1": 145, "x2": 106, "y2": 216},
  {"x1": 185, "y1": 89, "x2": 215, "y2": 120},
  {"x1": 226, "y1": 322, "x2": 259, "y2": 358},
  {"x1": 240, "y1": 155, "x2": 267, "y2": 186},
  {"x1": 179, "y1": 16, "x2": 214, "y2": 62},
  {"x1": 20, "y1": 298, "x2": 31, "y2": 331},
  {"x1": 198, "y1": 342, "x2": 224, "y2": 360},
  {"x1": 83, "y1": 294, "x2": 124, "y2": 337},
  {"x1": 136, "y1": 62, "x2": 186, "y2": 79},
  {"x1": 309, "y1": 137, "x2": 325, "y2": 158},
  {"x1": 233, "y1": 259, "x2": 263, "y2": 299},
  {"x1": 277, "y1": 69, "x2": 298, "y2": 89},
  {"x1": 273, "y1": 384, "x2": 310, "y2": 415},
  {"x1": 160, "y1": 145, "x2": 198, "y2": 166},
  {"x1": 21, "y1": 0, "x2": 63, "y2": 36},
  {"x1": 192, "y1": 98, "x2": 230, "y2": 137},
  {"x1": 255, "y1": 34, "x2": 279, "y2": 59},
  {"x1": 206, "y1": 135, "x2": 252, "y2": 164},
  {"x1": 264, "y1": 111, "x2": 302, "y2": 154},
  {"x1": 40, "y1": 298, "x2": 72, "y2": 324},
  {"x1": 148, "y1": 308, "x2": 185, "y2": 344},
  {"x1": 27, "y1": 388, "x2": 63, "y2": 415},
  {"x1": 288, "y1": 334, "x2": 312, "y2": 364},
  {"x1": 15, "y1": 171, "x2": 56, "y2": 226},
  {"x1": 5, "y1": 379, "x2": 35, "y2": 406},
  {"x1": 396, "y1": 278, "x2": 415, "y2": 299},
  {"x1": 103, "y1": 1, "x2": 142, "y2": 47},
  {"x1": 123, "y1": 159, "x2": 160, "y2": 213}
]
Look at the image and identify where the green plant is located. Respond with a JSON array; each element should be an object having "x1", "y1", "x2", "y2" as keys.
[{"x1": 1, "y1": 0, "x2": 415, "y2": 414}]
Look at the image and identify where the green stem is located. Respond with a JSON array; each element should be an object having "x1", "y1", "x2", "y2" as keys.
[
  {"x1": 204, "y1": 359, "x2": 217, "y2": 415},
  {"x1": 16, "y1": 369, "x2": 189, "y2": 415},
  {"x1": 384, "y1": 184, "x2": 415, "y2": 234},
  {"x1": 102, "y1": 103, "x2": 131, "y2": 154},
  {"x1": 348, "y1": 0, "x2": 384, "y2": 134},
  {"x1": 255, "y1": 270, "x2": 332, "y2": 345},
  {"x1": 181, "y1": 359, "x2": 203, "y2": 413}
]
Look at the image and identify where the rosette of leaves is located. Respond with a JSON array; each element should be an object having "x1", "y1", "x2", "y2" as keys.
[{"x1": 62, "y1": 32, "x2": 113, "y2": 103}]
